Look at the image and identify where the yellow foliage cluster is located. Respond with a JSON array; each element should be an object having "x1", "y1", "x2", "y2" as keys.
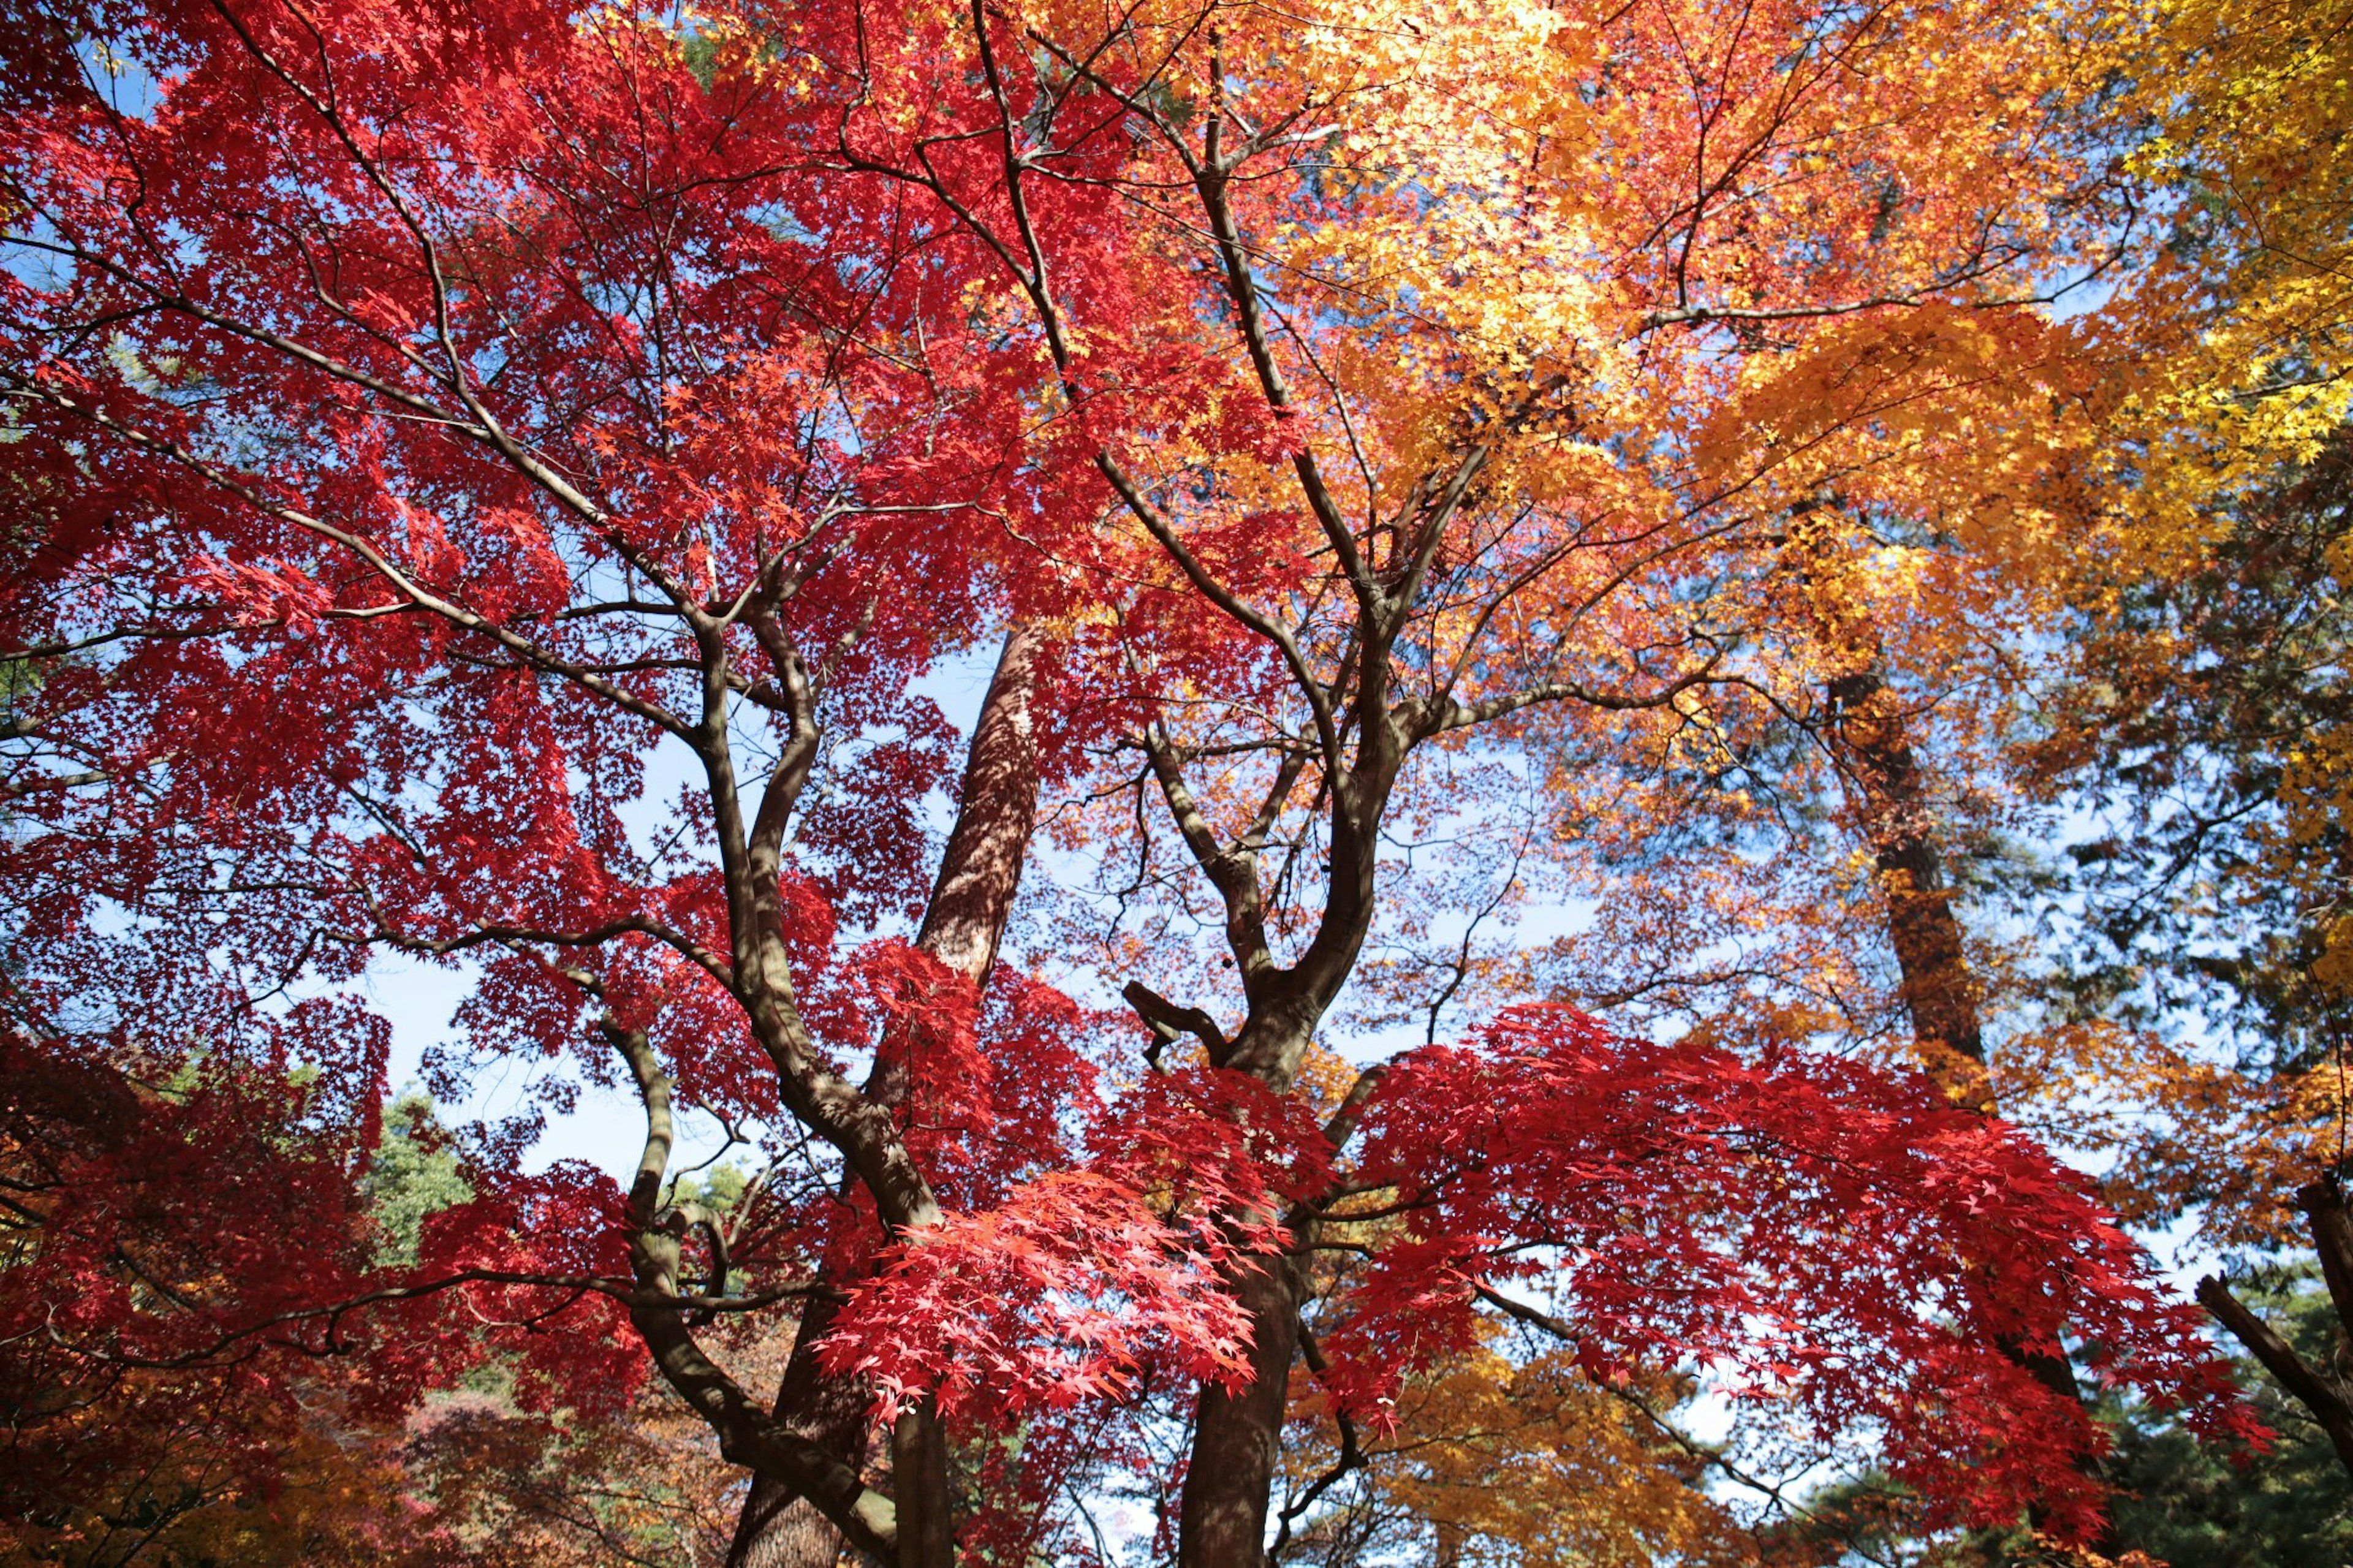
[
  {"x1": 2106, "y1": 0, "x2": 2353, "y2": 561},
  {"x1": 1284, "y1": 1337, "x2": 1757, "y2": 1568},
  {"x1": 1989, "y1": 1019, "x2": 2350, "y2": 1253}
]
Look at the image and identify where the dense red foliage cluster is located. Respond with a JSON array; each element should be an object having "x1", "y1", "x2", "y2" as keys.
[{"x1": 1334, "y1": 1006, "x2": 2247, "y2": 1539}]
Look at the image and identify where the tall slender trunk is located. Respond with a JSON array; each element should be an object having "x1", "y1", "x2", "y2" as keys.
[
  {"x1": 1822, "y1": 662, "x2": 2088, "y2": 1414},
  {"x1": 1789, "y1": 521, "x2": 1991, "y2": 1095},
  {"x1": 891, "y1": 1399, "x2": 955, "y2": 1568},
  {"x1": 1783, "y1": 521, "x2": 2107, "y2": 1457},
  {"x1": 1822, "y1": 664, "x2": 1988, "y2": 1079},
  {"x1": 1806, "y1": 604, "x2": 2106, "y2": 1490},
  {"x1": 726, "y1": 623, "x2": 1048, "y2": 1568}
]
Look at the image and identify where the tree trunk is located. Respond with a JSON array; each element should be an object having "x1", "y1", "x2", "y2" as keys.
[
  {"x1": 723, "y1": 1293, "x2": 877, "y2": 1568},
  {"x1": 726, "y1": 623, "x2": 1047, "y2": 1568},
  {"x1": 1161, "y1": 735, "x2": 1404, "y2": 1568},
  {"x1": 912, "y1": 621, "x2": 1047, "y2": 983},
  {"x1": 892, "y1": 1399, "x2": 955, "y2": 1568},
  {"x1": 1822, "y1": 664, "x2": 2087, "y2": 1407},
  {"x1": 1822, "y1": 665, "x2": 1985, "y2": 1075},
  {"x1": 1783, "y1": 523, "x2": 1981, "y2": 1067},
  {"x1": 1176, "y1": 1248, "x2": 1302, "y2": 1568},
  {"x1": 1778, "y1": 516, "x2": 2104, "y2": 1448}
]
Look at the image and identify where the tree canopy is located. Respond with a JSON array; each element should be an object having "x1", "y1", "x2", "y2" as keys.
[{"x1": 1, "y1": 0, "x2": 2346, "y2": 1562}]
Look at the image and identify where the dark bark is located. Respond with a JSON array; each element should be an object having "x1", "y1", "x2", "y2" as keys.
[
  {"x1": 1787, "y1": 558, "x2": 2123, "y2": 1544},
  {"x1": 1789, "y1": 516, "x2": 1988, "y2": 1088},
  {"x1": 892, "y1": 1399, "x2": 955, "y2": 1568},
  {"x1": 2199, "y1": 1177, "x2": 2353, "y2": 1480},
  {"x1": 605, "y1": 1018, "x2": 901, "y2": 1557},
  {"x1": 1162, "y1": 722, "x2": 1410, "y2": 1566},
  {"x1": 1780, "y1": 512, "x2": 2107, "y2": 1425},
  {"x1": 1029, "y1": 102, "x2": 1674, "y2": 1561},
  {"x1": 2300, "y1": 1176, "x2": 2353, "y2": 1335},
  {"x1": 2197, "y1": 1270, "x2": 2353, "y2": 1477},
  {"x1": 726, "y1": 623, "x2": 1047, "y2": 1568},
  {"x1": 1177, "y1": 1250, "x2": 1303, "y2": 1568}
]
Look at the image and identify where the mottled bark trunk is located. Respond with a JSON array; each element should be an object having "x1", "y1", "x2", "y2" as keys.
[
  {"x1": 1788, "y1": 521, "x2": 1986, "y2": 1084},
  {"x1": 1167, "y1": 917, "x2": 1377, "y2": 1563},
  {"x1": 1824, "y1": 667, "x2": 1988, "y2": 1078},
  {"x1": 726, "y1": 624, "x2": 1046, "y2": 1568},
  {"x1": 1824, "y1": 664, "x2": 2086, "y2": 1411}
]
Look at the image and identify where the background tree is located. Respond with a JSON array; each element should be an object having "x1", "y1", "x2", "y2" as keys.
[
  {"x1": 0, "y1": 1014, "x2": 421, "y2": 1564},
  {"x1": 1982, "y1": 0, "x2": 2353, "y2": 1476},
  {"x1": 2102, "y1": 1273, "x2": 2353, "y2": 1568}
]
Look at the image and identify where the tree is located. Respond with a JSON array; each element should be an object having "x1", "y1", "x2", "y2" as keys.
[
  {"x1": 1979, "y1": 0, "x2": 2353, "y2": 1481},
  {"x1": 2103, "y1": 1273, "x2": 2353, "y2": 1568},
  {"x1": 4, "y1": 0, "x2": 1056, "y2": 1552},
  {"x1": 1797, "y1": 1272, "x2": 2353, "y2": 1568},
  {"x1": 1267, "y1": 1336, "x2": 1745, "y2": 1567},
  {"x1": 0, "y1": 1012, "x2": 422, "y2": 1564},
  {"x1": 2014, "y1": 431, "x2": 2353, "y2": 1472},
  {"x1": 0, "y1": 0, "x2": 2258, "y2": 1562},
  {"x1": 729, "y1": 622, "x2": 1050, "y2": 1568},
  {"x1": 849, "y1": 0, "x2": 2207, "y2": 1550}
]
